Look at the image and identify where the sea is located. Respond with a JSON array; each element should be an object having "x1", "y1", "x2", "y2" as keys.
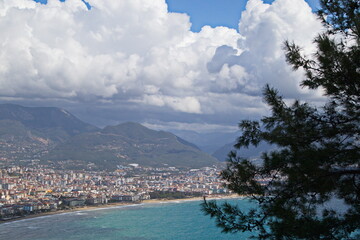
[{"x1": 0, "y1": 198, "x2": 255, "y2": 240}]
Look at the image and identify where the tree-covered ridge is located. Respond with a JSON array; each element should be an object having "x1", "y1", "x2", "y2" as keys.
[
  {"x1": 202, "y1": 0, "x2": 359, "y2": 239},
  {"x1": 0, "y1": 104, "x2": 218, "y2": 170},
  {"x1": 0, "y1": 104, "x2": 99, "y2": 161},
  {"x1": 44, "y1": 122, "x2": 218, "y2": 170}
]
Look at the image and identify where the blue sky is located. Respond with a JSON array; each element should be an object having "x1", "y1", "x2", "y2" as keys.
[
  {"x1": 166, "y1": 0, "x2": 249, "y2": 31},
  {"x1": 166, "y1": 0, "x2": 320, "y2": 31}
]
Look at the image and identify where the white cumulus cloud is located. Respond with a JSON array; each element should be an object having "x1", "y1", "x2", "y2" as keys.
[
  {"x1": 0, "y1": 0, "x2": 323, "y2": 118},
  {"x1": 208, "y1": 0, "x2": 323, "y2": 99}
]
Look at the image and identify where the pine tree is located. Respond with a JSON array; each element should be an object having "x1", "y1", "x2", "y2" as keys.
[{"x1": 202, "y1": 0, "x2": 359, "y2": 239}]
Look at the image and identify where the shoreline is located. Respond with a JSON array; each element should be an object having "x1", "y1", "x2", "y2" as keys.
[{"x1": 0, "y1": 194, "x2": 242, "y2": 224}]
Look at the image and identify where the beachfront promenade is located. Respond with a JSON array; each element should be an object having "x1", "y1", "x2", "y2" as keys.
[{"x1": 0, "y1": 165, "x2": 230, "y2": 221}]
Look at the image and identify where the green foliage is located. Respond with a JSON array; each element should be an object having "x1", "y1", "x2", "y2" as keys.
[
  {"x1": 202, "y1": 1, "x2": 359, "y2": 239},
  {"x1": 0, "y1": 120, "x2": 28, "y2": 136},
  {"x1": 45, "y1": 122, "x2": 218, "y2": 169},
  {"x1": 0, "y1": 104, "x2": 98, "y2": 140}
]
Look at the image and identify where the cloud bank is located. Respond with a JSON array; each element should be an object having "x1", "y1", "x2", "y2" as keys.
[{"x1": 0, "y1": 0, "x2": 322, "y2": 119}]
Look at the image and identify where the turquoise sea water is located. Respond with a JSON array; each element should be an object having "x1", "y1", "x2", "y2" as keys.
[{"x1": 0, "y1": 198, "x2": 255, "y2": 240}]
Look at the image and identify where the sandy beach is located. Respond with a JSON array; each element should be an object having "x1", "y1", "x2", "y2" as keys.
[
  {"x1": 142, "y1": 194, "x2": 241, "y2": 204},
  {"x1": 0, "y1": 194, "x2": 242, "y2": 224}
]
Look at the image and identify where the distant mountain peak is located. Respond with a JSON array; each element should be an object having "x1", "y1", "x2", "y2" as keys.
[
  {"x1": 0, "y1": 104, "x2": 219, "y2": 170},
  {"x1": 60, "y1": 108, "x2": 72, "y2": 117},
  {"x1": 0, "y1": 103, "x2": 98, "y2": 141}
]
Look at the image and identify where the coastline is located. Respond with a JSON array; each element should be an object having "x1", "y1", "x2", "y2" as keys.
[{"x1": 0, "y1": 194, "x2": 242, "y2": 224}]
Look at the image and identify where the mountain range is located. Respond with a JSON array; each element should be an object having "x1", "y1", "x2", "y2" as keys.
[{"x1": 0, "y1": 104, "x2": 218, "y2": 170}]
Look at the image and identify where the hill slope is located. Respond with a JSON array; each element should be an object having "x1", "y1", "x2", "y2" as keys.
[
  {"x1": 0, "y1": 104, "x2": 98, "y2": 142},
  {"x1": 0, "y1": 104, "x2": 98, "y2": 161},
  {"x1": 0, "y1": 104, "x2": 219, "y2": 169},
  {"x1": 45, "y1": 122, "x2": 219, "y2": 170}
]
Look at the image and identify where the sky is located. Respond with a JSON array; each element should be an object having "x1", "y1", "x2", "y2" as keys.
[
  {"x1": 0, "y1": 0, "x2": 324, "y2": 150},
  {"x1": 167, "y1": 0, "x2": 321, "y2": 32}
]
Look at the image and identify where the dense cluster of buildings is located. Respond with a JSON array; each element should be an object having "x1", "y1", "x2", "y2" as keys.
[{"x1": 0, "y1": 164, "x2": 230, "y2": 220}]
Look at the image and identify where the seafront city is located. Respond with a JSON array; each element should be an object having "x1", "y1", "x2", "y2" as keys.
[
  {"x1": 1, "y1": 0, "x2": 358, "y2": 239},
  {"x1": 0, "y1": 164, "x2": 230, "y2": 221}
]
